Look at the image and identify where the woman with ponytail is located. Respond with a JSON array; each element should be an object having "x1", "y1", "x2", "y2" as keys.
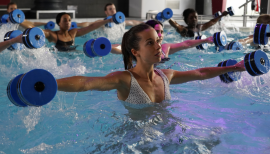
[
  {"x1": 57, "y1": 24, "x2": 246, "y2": 104},
  {"x1": 111, "y1": 20, "x2": 213, "y2": 64}
]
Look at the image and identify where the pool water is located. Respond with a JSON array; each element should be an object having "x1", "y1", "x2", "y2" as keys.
[{"x1": 0, "y1": 22, "x2": 270, "y2": 154}]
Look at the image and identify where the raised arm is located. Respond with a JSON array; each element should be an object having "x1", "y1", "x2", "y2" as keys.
[
  {"x1": 163, "y1": 60, "x2": 245, "y2": 84},
  {"x1": 168, "y1": 19, "x2": 189, "y2": 37},
  {"x1": 201, "y1": 11, "x2": 228, "y2": 31},
  {"x1": 57, "y1": 71, "x2": 125, "y2": 92},
  {"x1": 0, "y1": 35, "x2": 22, "y2": 52},
  {"x1": 164, "y1": 36, "x2": 213, "y2": 55},
  {"x1": 76, "y1": 19, "x2": 112, "y2": 37}
]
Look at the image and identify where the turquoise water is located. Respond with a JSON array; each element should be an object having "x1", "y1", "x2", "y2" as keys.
[{"x1": 0, "y1": 23, "x2": 270, "y2": 153}]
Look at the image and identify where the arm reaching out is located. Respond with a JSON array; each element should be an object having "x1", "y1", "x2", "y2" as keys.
[
  {"x1": 111, "y1": 44, "x2": 122, "y2": 54},
  {"x1": 201, "y1": 11, "x2": 228, "y2": 31},
  {"x1": 76, "y1": 19, "x2": 112, "y2": 37},
  {"x1": 238, "y1": 35, "x2": 253, "y2": 45},
  {"x1": 0, "y1": 35, "x2": 23, "y2": 52},
  {"x1": 57, "y1": 71, "x2": 125, "y2": 92},
  {"x1": 163, "y1": 60, "x2": 245, "y2": 84},
  {"x1": 164, "y1": 36, "x2": 213, "y2": 55}
]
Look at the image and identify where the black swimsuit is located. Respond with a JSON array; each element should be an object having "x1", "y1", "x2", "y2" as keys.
[{"x1": 55, "y1": 32, "x2": 77, "y2": 51}]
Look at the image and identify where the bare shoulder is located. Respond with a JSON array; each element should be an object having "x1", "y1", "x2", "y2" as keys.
[
  {"x1": 106, "y1": 71, "x2": 131, "y2": 82},
  {"x1": 160, "y1": 69, "x2": 174, "y2": 81}
]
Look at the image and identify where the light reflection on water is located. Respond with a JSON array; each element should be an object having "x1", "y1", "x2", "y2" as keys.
[{"x1": 0, "y1": 23, "x2": 269, "y2": 153}]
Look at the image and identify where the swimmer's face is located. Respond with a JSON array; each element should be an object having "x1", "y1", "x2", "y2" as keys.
[
  {"x1": 59, "y1": 14, "x2": 71, "y2": 30},
  {"x1": 105, "y1": 4, "x2": 116, "y2": 16},
  {"x1": 7, "y1": 4, "x2": 17, "y2": 13},
  {"x1": 134, "y1": 28, "x2": 162, "y2": 64},
  {"x1": 154, "y1": 24, "x2": 164, "y2": 43},
  {"x1": 187, "y1": 12, "x2": 198, "y2": 27}
]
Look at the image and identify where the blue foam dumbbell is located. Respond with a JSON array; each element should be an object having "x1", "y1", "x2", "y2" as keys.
[
  {"x1": 22, "y1": 27, "x2": 45, "y2": 49},
  {"x1": 1, "y1": 14, "x2": 9, "y2": 24},
  {"x1": 83, "y1": 37, "x2": 112, "y2": 58},
  {"x1": 195, "y1": 35, "x2": 208, "y2": 50},
  {"x1": 227, "y1": 6, "x2": 235, "y2": 16},
  {"x1": 7, "y1": 69, "x2": 57, "y2": 107},
  {"x1": 244, "y1": 50, "x2": 270, "y2": 76},
  {"x1": 218, "y1": 59, "x2": 241, "y2": 83},
  {"x1": 105, "y1": 12, "x2": 126, "y2": 28},
  {"x1": 217, "y1": 41, "x2": 243, "y2": 52},
  {"x1": 4, "y1": 30, "x2": 24, "y2": 50},
  {"x1": 253, "y1": 24, "x2": 270, "y2": 45},
  {"x1": 44, "y1": 21, "x2": 55, "y2": 30},
  {"x1": 9, "y1": 9, "x2": 25, "y2": 24},
  {"x1": 155, "y1": 8, "x2": 173, "y2": 23},
  {"x1": 69, "y1": 22, "x2": 77, "y2": 30}
]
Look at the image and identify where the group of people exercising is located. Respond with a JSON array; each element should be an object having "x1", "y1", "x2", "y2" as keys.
[{"x1": 1, "y1": 2, "x2": 269, "y2": 104}]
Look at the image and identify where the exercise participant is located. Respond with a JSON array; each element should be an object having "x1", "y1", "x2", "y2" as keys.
[
  {"x1": 169, "y1": 8, "x2": 228, "y2": 37},
  {"x1": 56, "y1": 24, "x2": 246, "y2": 104},
  {"x1": 77, "y1": 3, "x2": 143, "y2": 27},
  {"x1": 5, "y1": 2, "x2": 47, "y2": 29}
]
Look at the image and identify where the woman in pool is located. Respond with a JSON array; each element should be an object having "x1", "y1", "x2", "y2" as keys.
[
  {"x1": 56, "y1": 24, "x2": 245, "y2": 103},
  {"x1": 111, "y1": 20, "x2": 213, "y2": 62},
  {"x1": 27, "y1": 12, "x2": 112, "y2": 51},
  {"x1": 169, "y1": 8, "x2": 228, "y2": 37}
]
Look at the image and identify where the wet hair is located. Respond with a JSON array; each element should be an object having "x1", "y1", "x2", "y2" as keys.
[
  {"x1": 56, "y1": 12, "x2": 71, "y2": 26},
  {"x1": 257, "y1": 14, "x2": 270, "y2": 24},
  {"x1": 104, "y1": 3, "x2": 115, "y2": 11},
  {"x1": 183, "y1": 8, "x2": 197, "y2": 24},
  {"x1": 121, "y1": 24, "x2": 151, "y2": 70},
  {"x1": 7, "y1": 2, "x2": 17, "y2": 9},
  {"x1": 145, "y1": 20, "x2": 163, "y2": 28}
]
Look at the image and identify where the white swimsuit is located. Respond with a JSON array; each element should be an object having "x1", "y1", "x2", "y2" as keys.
[{"x1": 124, "y1": 69, "x2": 171, "y2": 105}]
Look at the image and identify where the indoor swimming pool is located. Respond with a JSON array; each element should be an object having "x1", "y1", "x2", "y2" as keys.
[{"x1": 0, "y1": 19, "x2": 269, "y2": 153}]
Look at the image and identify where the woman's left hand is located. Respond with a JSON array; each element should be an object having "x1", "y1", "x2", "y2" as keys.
[{"x1": 204, "y1": 36, "x2": 214, "y2": 44}]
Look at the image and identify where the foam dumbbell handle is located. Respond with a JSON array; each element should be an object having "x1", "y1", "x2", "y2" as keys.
[
  {"x1": 83, "y1": 37, "x2": 112, "y2": 58},
  {"x1": 244, "y1": 50, "x2": 270, "y2": 76}
]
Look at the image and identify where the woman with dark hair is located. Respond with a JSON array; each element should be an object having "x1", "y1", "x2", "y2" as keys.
[
  {"x1": 56, "y1": 24, "x2": 245, "y2": 104},
  {"x1": 22, "y1": 12, "x2": 112, "y2": 51},
  {"x1": 111, "y1": 20, "x2": 213, "y2": 62},
  {"x1": 169, "y1": 8, "x2": 228, "y2": 37}
]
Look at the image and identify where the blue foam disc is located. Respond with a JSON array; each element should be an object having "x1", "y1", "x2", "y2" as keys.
[
  {"x1": 9, "y1": 30, "x2": 23, "y2": 50},
  {"x1": 261, "y1": 24, "x2": 269, "y2": 45},
  {"x1": 70, "y1": 22, "x2": 77, "y2": 30},
  {"x1": 223, "y1": 59, "x2": 241, "y2": 82},
  {"x1": 113, "y1": 12, "x2": 125, "y2": 24},
  {"x1": 155, "y1": 12, "x2": 163, "y2": 21},
  {"x1": 218, "y1": 61, "x2": 228, "y2": 83},
  {"x1": 9, "y1": 9, "x2": 25, "y2": 24},
  {"x1": 227, "y1": 6, "x2": 235, "y2": 16},
  {"x1": 231, "y1": 42, "x2": 243, "y2": 50},
  {"x1": 244, "y1": 50, "x2": 270, "y2": 76},
  {"x1": 17, "y1": 69, "x2": 57, "y2": 106},
  {"x1": 1, "y1": 14, "x2": 9, "y2": 23},
  {"x1": 7, "y1": 74, "x2": 28, "y2": 107},
  {"x1": 253, "y1": 24, "x2": 260, "y2": 45},
  {"x1": 27, "y1": 27, "x2": 45, "y2": 48},
  {"x1": 195, "y1": 35, "x2": 208, "y2": 50},
  {"x1": 44, "y1": 21, "x2": 55, "y2": 30},
  {"x1": 214, "y1": 31, "x2": 227, "y2": 47},
  {"x1": 161, "y1": 8, "x2": 173, "y2": 20},
  {"x1": 105, "y1": 16, "x2": 114, "y2": 28},
  {"x1": 83, "y1": 39, "x2": 96, "y2": 57},
  {"x1": 91, "y1": 37, "x2": 111, "y2": 57}
]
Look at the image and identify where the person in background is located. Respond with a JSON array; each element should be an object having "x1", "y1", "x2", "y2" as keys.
[
  {"x1": 6, "y1": 2, "x2": 47, "y2": 29},
  {"x1": 77, "y1": 3, "x2": 143, "y2": 27},
  {"x1": 168, "y1": 8, "x2": 228, "y2": 37},
  {"x1": 111, "y1": 20, "x2": 213, "y2": 63}
]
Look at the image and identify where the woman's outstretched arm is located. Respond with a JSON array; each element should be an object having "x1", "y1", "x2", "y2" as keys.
[
  {"x1": 164, "y1": 36, "x2": 213, "y2": 55},
  {"x1": 163, "y1": 60, "x2": 245, "y2": 84},
  {"x1": 0, "y1": 35, "x2": 22, "y2": 52},
  {"x1": 57, "y1": 71, "x2": 126, "y2": 92},
  {"x1": 76, "y1": 18, "x2": 112, "y2": 37}
]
